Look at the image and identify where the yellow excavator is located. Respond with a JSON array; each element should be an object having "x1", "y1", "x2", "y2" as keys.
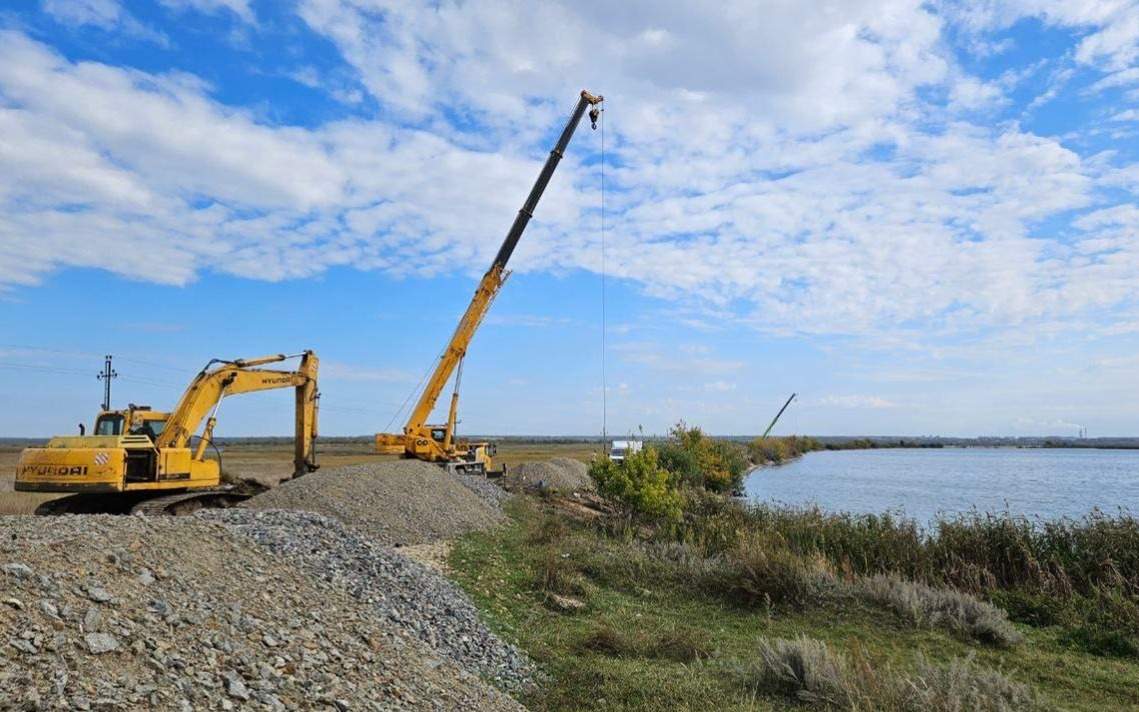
[
  {"x1": 16, "y1": 351, "x2": 319, "y2": 515},
  {"x1": 376, "y1": 89, "x2": 603, "y2": 475}
]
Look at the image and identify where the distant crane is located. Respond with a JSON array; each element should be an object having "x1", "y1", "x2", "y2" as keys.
[{"x1": 761, "y1": 393, "x2": 797, "y2": 439}]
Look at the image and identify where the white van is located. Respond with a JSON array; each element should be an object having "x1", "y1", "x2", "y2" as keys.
[{"x1": 609, "y1": 440, "x2": 643, "y2": 462}]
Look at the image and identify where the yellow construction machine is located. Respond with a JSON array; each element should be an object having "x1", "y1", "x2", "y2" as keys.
[
  {"x1": 376, "y1": 89, "x2": 603, "y2": 475},
  {"x1": 17, "y1": 351, "x2": 319, "y2": 514}
]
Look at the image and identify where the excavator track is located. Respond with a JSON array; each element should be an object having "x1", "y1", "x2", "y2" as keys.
[
  {"x1": 35, "y1": 481, "x2": 269, "y2": 517},
  {"x1": 128, "y1": 489, "x2": 251, "y2": 516}
]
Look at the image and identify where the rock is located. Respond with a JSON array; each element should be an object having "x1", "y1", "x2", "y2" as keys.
[
  {"x1": 84, "y1": 633, "x2": 120, "y2": 655},
  {"x1": 2, "y1": 563, "x2": 33, "y2": 579},
  {"x1": 547, "y1": 594, "x2": 586, "y2": 612},
  {"x1": 86, "y1": 588, "x2": 112, "y2": 604},
  {"x1": 203, "y1": 509, "x2": 535, "y2": 693},
  {"x1": 223, "y1": 671, "x2": 250, "y2": 701},
  {"x1": 0, "y1": 493, "x2": 524, "y2": 711},
  {"x1": 244, "y1": 460, "x2": 504, "y2": 546},
  {"x1": 2, "y1": 598, "x2": 24, "y2": 610},
  {"x1": 83, "y1": 607, "x2": 101, "y2": 632}
]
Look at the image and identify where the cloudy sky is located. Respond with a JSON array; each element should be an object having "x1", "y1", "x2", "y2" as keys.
[{"x1": 2, "y1": 0, "x2": 1139, "y2": 437}]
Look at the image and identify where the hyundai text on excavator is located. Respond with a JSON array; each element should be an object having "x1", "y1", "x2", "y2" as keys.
[
  {"x1": 375, "y1": 89, "x2": 603, "y2": 475},
  {"x1": 16, "y1": 351, "x2": 319, "y2": 515}
]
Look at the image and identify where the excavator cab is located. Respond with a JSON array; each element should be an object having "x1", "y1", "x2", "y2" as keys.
[{"x1": 94, "y1": 412, "x2": 125, "y2": 436}]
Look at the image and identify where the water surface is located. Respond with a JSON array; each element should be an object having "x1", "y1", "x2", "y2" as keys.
[{"x1": 744, "y1": 447, "x2": 1139, "y2": 523}]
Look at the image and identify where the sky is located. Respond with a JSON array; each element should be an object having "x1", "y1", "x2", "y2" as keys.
[{"x1": 2, "y1": 1, "x2": 1139, "y2": 438}]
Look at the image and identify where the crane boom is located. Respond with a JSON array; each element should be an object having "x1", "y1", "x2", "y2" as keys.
[
  {"x1": 377, "y1": 90, "x2": 603, "y2": 472},
  {"x1": 762, "y1": 392, "x2": 797, "y2": 439}
]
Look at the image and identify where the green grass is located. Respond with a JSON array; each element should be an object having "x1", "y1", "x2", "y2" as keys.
[{"x1": 449, "y1": 499, "x2": 1139, "y2": 711}]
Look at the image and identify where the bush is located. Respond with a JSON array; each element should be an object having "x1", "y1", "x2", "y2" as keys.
[
  {"x1": 657, "y1": 422, "x2": 749, "y2": 493},
  {"x1": 854, "y1": 574, "x2": 1022, "y2": 647},
  {"x1": 742, "y1": 636, "x2": 1044, "y2": 711},
  {"x1": 724, "y1": 533, "x2": 834, "y2": 608},
  {"x1": 734, "y1": 503, "x2": 1139, "y2": 651},
  {"x1": 748, "y1": 435, "x2": 823, "y2": 465},
  {"x1": 589, "y1": 446, "x2": 683, "y2": 523},
  {"x1": 533, "y1": 544, "x2": 589, "y2": 597}
]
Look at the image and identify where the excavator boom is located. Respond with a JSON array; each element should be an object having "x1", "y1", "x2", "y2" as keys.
[{"x1": 377, "y1": 90, "x2": 603, "y2": 473}]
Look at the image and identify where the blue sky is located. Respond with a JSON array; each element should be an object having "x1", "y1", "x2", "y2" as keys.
[{"x1": 2, "y1": 1, "x2": 1139, "y2": 438}]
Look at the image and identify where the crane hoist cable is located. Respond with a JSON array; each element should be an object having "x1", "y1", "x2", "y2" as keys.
[{"x1": 600, "y1": 101, "x2": 608, "y2": 443}]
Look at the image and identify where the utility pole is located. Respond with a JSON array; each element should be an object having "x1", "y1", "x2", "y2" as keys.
[{"x1": 97, "y1": 354, "x2": 117, "y2": 411}]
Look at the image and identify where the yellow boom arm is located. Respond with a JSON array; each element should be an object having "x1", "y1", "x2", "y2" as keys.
[
  {"x1": 159, "y1": 351, "x2": 319, "y2": 476},
  {"x1": 381, "y1": 90, "x2": 603, "y2": 466}
]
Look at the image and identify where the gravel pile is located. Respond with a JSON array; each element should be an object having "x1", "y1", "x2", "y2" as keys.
[
  {"x1": 506, "y1": 457, "x2": 593, "y2": 493},
  {"x1": 456, "y1": 474, "x2": 512, "y2": 508},
  {"x1": 0, "y1": 515, "x2": 521, "y2": 711},
  {"x1": 203, "y1": 509, "x2": 533, "y2": 692},
  {"x1": 245, "y1": 460, "x2": 504, "y2": 546}
]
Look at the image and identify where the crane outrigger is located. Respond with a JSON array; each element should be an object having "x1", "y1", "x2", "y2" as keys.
[{"x1": 376, "y1": 90, "x2": 604, "y2": 475}]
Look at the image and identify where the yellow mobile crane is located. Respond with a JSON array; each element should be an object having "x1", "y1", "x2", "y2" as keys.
[
  {"x1": 376, "y1": 89, "x2": 604, "y2": 475},
  {"x1": 17, "y1": 351, "x2": 319, "y2": 514}
]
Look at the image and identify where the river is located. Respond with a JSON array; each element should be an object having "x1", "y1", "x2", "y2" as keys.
[{"x1": 744, "y1": 447, "x2": 1139, "y2": 523}]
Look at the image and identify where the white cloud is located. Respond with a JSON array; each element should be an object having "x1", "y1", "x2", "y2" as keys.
[
  {"x1": 4, "y1": 2, "x2": 1139, "y2": 348},
  {"x1": 949, "y1": 1, "x2": 1139, "y2": 72},
  {"x1": 817, "y1": 394, "x2": 898, "y2": 409},
  {"x1": 42, "y1": 0, "x2": 169, "y2": 43},
  {"x1": 42, "y1": 0, "x2": 121, "y2": 28},
  {"x1": 159, "y1": 0, "x2": 255, "y2": 23}
]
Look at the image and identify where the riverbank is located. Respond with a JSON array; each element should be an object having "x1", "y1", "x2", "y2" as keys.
[{"x1": 449, "y1": 495, "x2": 1139, "y2": 711}]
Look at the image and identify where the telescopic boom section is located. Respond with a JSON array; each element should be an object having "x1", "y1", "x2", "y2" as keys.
[
  {"x1": 383, "y1": 90, "x2": 603, "y2": 469},
  {"x1": 159, "y1": 350, "x2": 320, "y2": 475}
]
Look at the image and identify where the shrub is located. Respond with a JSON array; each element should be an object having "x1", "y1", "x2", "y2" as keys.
[
  {"x1": 855, "y1": 574, "x2": 1022, "y2": 647},
  {"x1": 657, "y1": 422, "x2": 749, "y2": 493},
  {"x1": 533, "y1": 544, "x2": 588, "y2": 597},
  {"x1": 724, "y1": 533, "x2": 834, "y2": 608},
  {"x1": 742, "y1": 636, "x2": 1044, "y2": 711},
  {"x1": 589, "y1": 446, "x2": 683, "y2": 523},
  {"x1": 748, "y1": 435, "x2": 823, "y2": 465},
  {"x1": 748, "y1": 636, "x2": 854, "y2": 707}
]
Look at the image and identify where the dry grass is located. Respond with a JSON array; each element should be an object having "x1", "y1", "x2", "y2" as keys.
[
  {"x1": 744, "y1": 635, "x2": 1044, "y2": 711},
  {"x1": 0, "y1": 448, "x2": 62, "y2": 515},
  {"x1": 855, "y1": 574, "x2": 1023, "y2": 647}
]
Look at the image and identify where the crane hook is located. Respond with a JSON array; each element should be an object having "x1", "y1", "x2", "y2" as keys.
[{"x1": 589, "y1": 105, "x2": 601, "y2": 130}]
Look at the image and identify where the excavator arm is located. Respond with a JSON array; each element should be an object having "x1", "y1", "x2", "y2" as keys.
[
  {"x1": 158, "y1": 350, "x2": 319, "y2": 476},
  {"x1": 378, "y1": 90, "x2": 603, "y2": 469}
]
